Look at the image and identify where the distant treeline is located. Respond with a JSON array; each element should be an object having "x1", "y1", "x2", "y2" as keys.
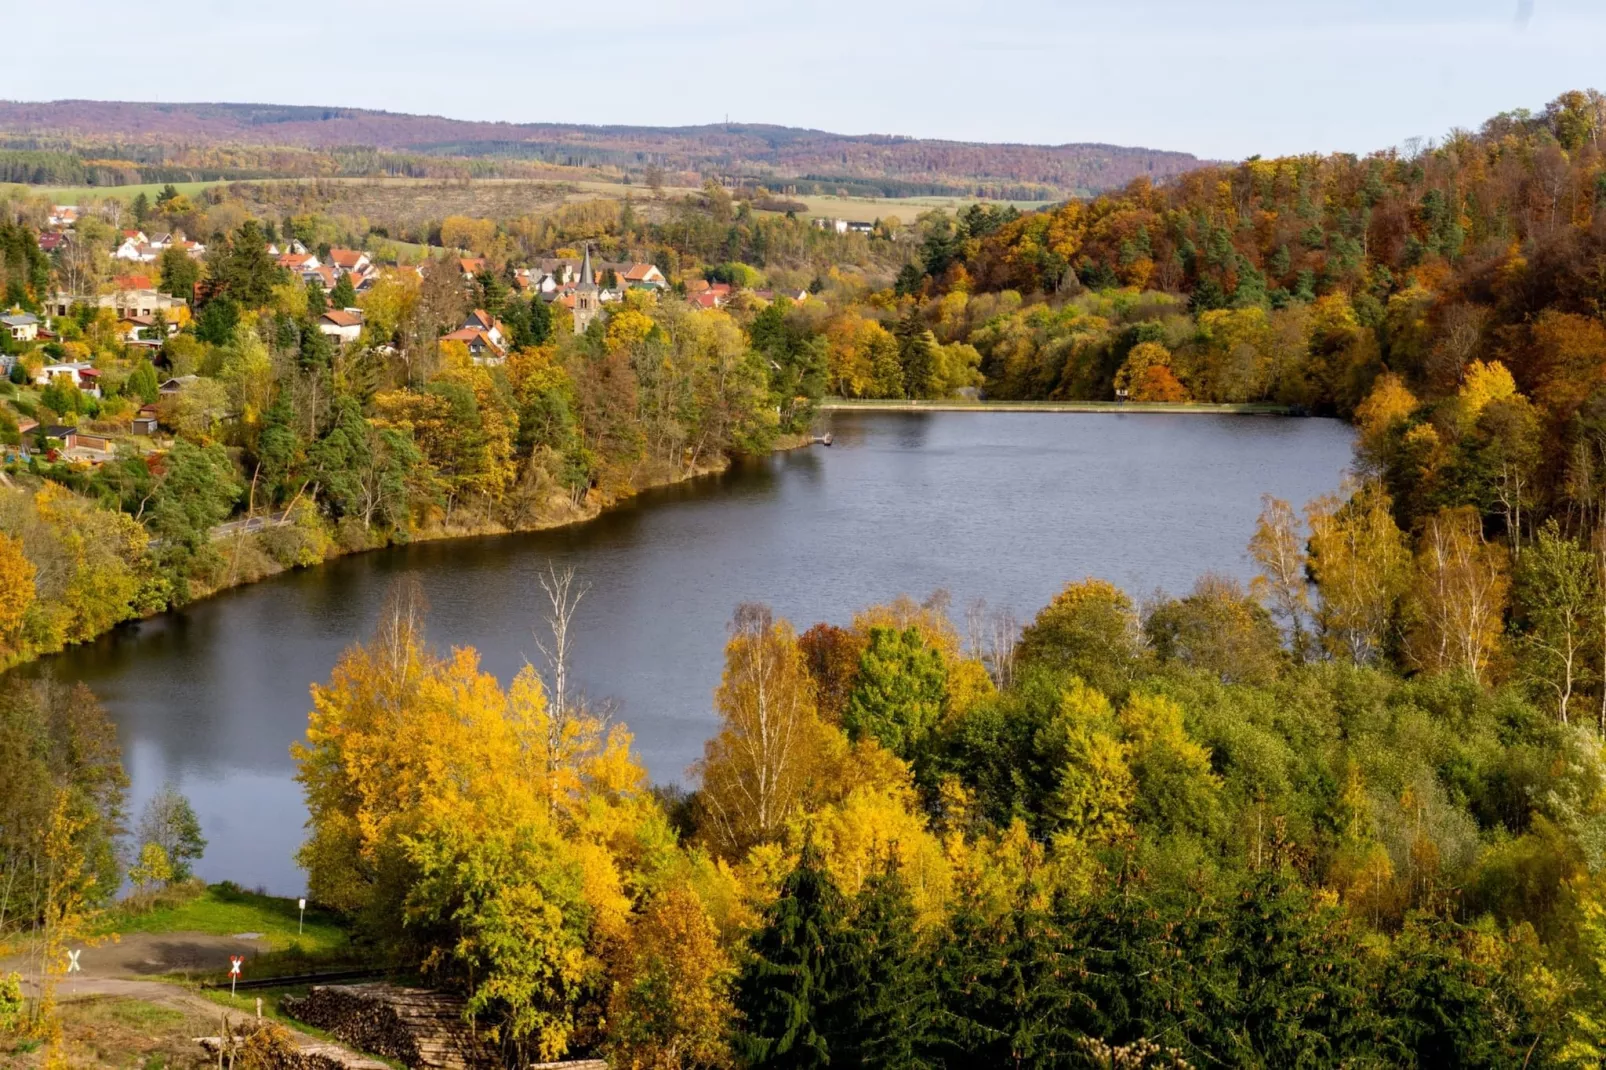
[{"x1": 0, "y1": 149, "x2": 279, "y2": 187}]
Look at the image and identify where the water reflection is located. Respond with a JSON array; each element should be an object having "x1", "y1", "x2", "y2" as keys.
[{"x1": 21, "y1": 411, "x2": 1354, "y2": 893}]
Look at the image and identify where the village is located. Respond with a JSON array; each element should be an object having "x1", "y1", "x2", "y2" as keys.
[{"x1": 1, "y1": 201, "x2": 814, "y2": 474}]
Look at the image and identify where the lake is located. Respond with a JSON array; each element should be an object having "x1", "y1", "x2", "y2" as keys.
[{"x1": 28, "y1": 410, "x2": 1355, "y2": 895}]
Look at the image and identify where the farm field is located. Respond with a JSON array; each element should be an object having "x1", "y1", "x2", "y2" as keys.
[
  {"x1": 4, "y1": 175, "x2": 1051, "y2": 227},
  {"x1": 9, "y1": 179, "x2": 227, "y2": 203}
]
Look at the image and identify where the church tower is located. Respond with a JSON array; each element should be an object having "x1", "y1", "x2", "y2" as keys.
[{"x1": 572, "y1": 244, "x2": 600, "y2": 335}]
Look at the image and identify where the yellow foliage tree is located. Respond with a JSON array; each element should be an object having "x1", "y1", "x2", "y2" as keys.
[
  {"x1": 605, "y1": 882, "x2": 736, "y2": 1070},
  {"x1": 694, "y1": 605, "x2": 828, "y2": 858},
  {"x1": 293, "y1": 583, "x2": 653, "y2": 1060},
  {"x1": 1307, "y1": 481, "x2": 1411, "y2": 665},
  {"x1": 0, "y1": 531, "x2": 36, "y2": 656},
  {"x1": 1458, "y1": 359, "x2": 1519, "y2": 420}
]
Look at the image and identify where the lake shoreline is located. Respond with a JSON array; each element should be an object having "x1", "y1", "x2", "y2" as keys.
[
  {"x1": 819, "y1": 399, "x2": 1299, "y2": 415},
  {"x1": 6, "y1": 433, "x2": 813, "y2": 674}
]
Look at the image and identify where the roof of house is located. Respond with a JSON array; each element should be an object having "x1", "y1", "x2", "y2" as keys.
[
  {"x1": 328, "y1": 248, "x2": 366, "y2": 269},
  {"x1": 114, "y1": 274, "x2": 154, "y2": 291},
  {"x1": 442, "y1": 327, "x2": 506, "y2": 354},
  {"x1": 321, "y1": 309, "x2": 363, "y2": 328},
  {"x1": 621, "y1": 263, "x2": 662, "y2": 282},
  {"x1": 0, "y1": 313, "x2": 39, "y2": 326},
  {"x1": 459, "y1": 258, "x2": 487, "y2": 274}
]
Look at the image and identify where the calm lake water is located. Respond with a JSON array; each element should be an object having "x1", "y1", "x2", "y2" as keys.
[{"x1": 27, "y1": 411, "x2": 1355, "y2": 894}]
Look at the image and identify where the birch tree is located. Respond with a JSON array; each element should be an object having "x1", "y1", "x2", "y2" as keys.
[
  {"x1": 694, "y1": 604, "x2": 824, "y2": 857},
  {"x1": 1248, "y1": 495, "x2": 1312, "y2": 659},
  {"x1": 1512, "y1": 520, "x2": 1598, "y2": 724},
  {"x1": 1404, "y1": 507, "x2": 1509, "y2": 684}
]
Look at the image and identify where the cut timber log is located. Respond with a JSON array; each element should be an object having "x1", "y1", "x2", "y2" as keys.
[{"x1": 282, "y1": 983, "x2": 498, "y2": 1069}]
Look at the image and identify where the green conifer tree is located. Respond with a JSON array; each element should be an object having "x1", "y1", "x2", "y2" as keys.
[
  {"x1": 734, "y1": 842, "x2": 847, "y2": 1069},
  {"x1": 330, "y1": 271, "x2": 357, "y2": 310},
  {"x1": 830, "y1": 855, "x2": 934, "y2": 1069}
]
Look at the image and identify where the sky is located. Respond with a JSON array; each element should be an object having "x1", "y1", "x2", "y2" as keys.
[{"x1": 5, "y1": 0, "x2": 1606, "y2": 160}]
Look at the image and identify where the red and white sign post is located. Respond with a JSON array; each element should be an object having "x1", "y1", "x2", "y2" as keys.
[{"x1": 229, "y1": 955, "x2": 244, "y2": 997}]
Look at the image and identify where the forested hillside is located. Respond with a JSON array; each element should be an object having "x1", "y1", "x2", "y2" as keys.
[{"x1": 0, "y1": 99, "x2": 1208, "y2": 197}]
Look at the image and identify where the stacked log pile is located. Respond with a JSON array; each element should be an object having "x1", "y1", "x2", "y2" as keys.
[
  {"x1": 195, "y1": 1018, "x2": 392, "y2": 1070},
  {"x1": 282, "y1": 984, "x2": 497, "y2": 1069}
]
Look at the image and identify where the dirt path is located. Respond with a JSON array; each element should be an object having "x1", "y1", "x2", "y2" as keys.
[{"x1": 1, "y1": 931, "x2": 384, "y2": 1065}]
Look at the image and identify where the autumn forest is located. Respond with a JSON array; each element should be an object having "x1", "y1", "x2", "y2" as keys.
[{"x1": 7, "y1": 89, "x2": 1606, "y2": 1067}]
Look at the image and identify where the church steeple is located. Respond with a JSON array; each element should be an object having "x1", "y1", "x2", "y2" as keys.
[
  {"x1": 578, "y1": 243, "x2": 597, "y2": 291},
  {"x1": 572, "y1": 242, "x2": 600, "y2": 334}
]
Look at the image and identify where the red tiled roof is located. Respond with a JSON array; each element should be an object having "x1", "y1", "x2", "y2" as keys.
[{"x1": 321, "y1": 309, "x2": 363, "y2": 328}]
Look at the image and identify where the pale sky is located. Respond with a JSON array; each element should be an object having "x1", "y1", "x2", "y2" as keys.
[{"x1": 4, "y1": 0, "x2": 1606, "y2": 160}]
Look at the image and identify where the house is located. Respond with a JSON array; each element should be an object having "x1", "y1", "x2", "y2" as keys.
[
  {"x1": 37, "y1": 232, "x2": 68, "y2": 253},
  {"x1": 121, "y1": 229, "x2": 149, "y2": 245},
  {"x1": 49, "y1": 289, "x2": 187, "y2": 320},
  {"x1": 847, "y1": 220, "x2": 874, "y2": 234},
  {"x1": 277, "y1": 252, "x2": 321, "y2": 273},
  {"x1": 147, "y1": 232, "x2": 172, "y2": 250},
  {"x1": 48, "y1": 206, "x2": 79, "y2": 228},
  {"x1": 618, "y1": 262, "x2": 669, "y2": 290},
  {"x1": 37, "y1": 363, "x2": 101, "y2": 396},
  {"x1": 442, "y1": 327, "x2": 507, "y2": 364},
  {"x1": 327, "y1": 248, "x2": 372, "y2": 278},
  {"x1": 1, "y1": 312, "x2": 39, "y2": 342},
  {"x1": 303, "y1": 265, "x2": 341, "y2": 292},
  {"x1": 159, "y1": 375, "x2": 199, "y2": 395},
  {"x1": 462, "y1": 309, "x2": 508, "y2": 349},
  {"x1": 686, "y1": 279, "x2": 733, "y2": 298},
  {"x1": 458, "y1": 257, "x2": 487, "y2": 278},
  {"x1": 113, "y1": 238, "x2": 159, "y2": 263},
  {"x1": 131, "y1": 413, "x2": 158, "y2": 436},
  {"x1": 318, "y1": 308, "x2": 365, "y2": 344}
]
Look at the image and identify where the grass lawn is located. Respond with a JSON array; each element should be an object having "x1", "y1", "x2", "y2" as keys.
[
  {"x1": 6, "y1": 180, "x2": 229, "y2": 203},
  {"x1": 2, "y1": 997, "x2": 216, "y2": 1068},
  {"x1": 100, "y1": 883, "x2": 349, "y2": 955}
]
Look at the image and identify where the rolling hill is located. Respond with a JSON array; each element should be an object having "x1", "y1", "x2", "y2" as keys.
[{"x1": 0, "y1": 99, "x2": 1210, "y2": 198}]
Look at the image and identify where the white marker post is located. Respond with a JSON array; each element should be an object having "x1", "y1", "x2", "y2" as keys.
[
  {"x1": 229, "y1": 955, "x2": 244, "y2": 998},
  {"x1": 298, "y1": 898, "x2": 306, "y2": 936}
]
